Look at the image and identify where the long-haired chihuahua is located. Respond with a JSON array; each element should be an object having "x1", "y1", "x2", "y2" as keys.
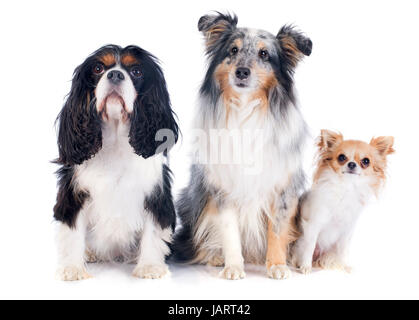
[{"x1": 291, "y1": 130, "x2": 394, "y2": 274}]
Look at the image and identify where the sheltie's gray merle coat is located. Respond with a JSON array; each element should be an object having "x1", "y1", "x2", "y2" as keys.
[{"x1": 173, "y1": 13, "x2": 312, "y2": 280}]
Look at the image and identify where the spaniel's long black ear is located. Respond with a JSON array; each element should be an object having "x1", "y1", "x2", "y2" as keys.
[
  {"x1": 56, "y1": 66, "x2": 102, "y2": 165},
  {"x1": 128, "y1": 55, "x2": 179, "y2": 159},
  {"x1": 198, "y1": 12, "x2": 238, "y2": 53},
  {"x1": 277, "y1": 25, "x2": 312, "y2": 67}
]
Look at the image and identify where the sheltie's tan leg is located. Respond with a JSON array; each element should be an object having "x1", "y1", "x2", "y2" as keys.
[{"x1": 266, "y1": 199, "x2": 298, "y2": 279}]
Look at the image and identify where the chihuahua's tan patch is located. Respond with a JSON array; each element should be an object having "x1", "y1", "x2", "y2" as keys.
[{"x1": 314, "y1": 129, "x2": 395, "y2": 194}]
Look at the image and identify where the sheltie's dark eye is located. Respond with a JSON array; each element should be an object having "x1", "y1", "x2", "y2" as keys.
[
  {"x1": 130, "y1": 66, "x2": 142, "y2": 78},
  {"x1": 93, "y1": 63, "x2": 104, "y2": 75},
  {"x1": 338, "y1": 154, "x2": 347, "y2": 163},
  {"x1": 259, "y1": 49, "x2": 269, "y2": 60},
  {"x1": 361, "y1": 158, "x2": 370, "y2": 168},
  {"x1": 231, "y1": 47, "x2": 239, "y2": 55}
]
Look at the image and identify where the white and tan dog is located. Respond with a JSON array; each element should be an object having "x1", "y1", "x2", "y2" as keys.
[{"x1": 291, "y1": 130, "x2": 394, "y2": 274}]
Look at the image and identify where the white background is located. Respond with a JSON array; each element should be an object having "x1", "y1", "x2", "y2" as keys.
[{"x1": 0, "y1": 0, "x2": 418, "y2": 299}]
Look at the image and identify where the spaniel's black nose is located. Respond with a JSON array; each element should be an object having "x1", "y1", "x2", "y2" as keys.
[
  {"x1": 107, "y1": 70, "x2": 125, "y2": 83},
  {"x1": 235, "y1": 67, "x2": 251, "y2": 80},
  {"x1": 348, "y1": 162, "x2": 357, "y2": 170}
]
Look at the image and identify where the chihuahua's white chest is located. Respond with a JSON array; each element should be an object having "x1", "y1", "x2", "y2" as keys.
[{"x1": 301, "y1": 170, "x2": 374, "y2": 251}]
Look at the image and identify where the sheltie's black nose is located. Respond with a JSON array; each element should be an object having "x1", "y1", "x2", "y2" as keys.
[{"x1": 235, "y1": 67, "x2": 251, "y2": 80}]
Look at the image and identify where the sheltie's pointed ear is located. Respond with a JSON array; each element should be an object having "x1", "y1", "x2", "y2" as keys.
[
  {"x1": 318, "y1": 129, "x2": 343, "y2": 151},
  {"x1": 128, "y1": 53, "x2": 179, "y2": 159},
  {"x1": 277, "y1": 25, "x2": 312, "y2": 67},
  {"x1": 198, "y1": 12, "x2": 238, "y2": 51},
  {"x1": 370, "y1": 136, "x2": 395, "y2": 156},
  {"x1": 56, "y1": 66, "x2": 102, "y2": 165}
]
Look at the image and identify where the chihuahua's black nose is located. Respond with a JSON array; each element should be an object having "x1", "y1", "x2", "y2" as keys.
[
  {"x1": 107, "y1": 70, "x2": 125, "y2": 83},
  {"x1": 348, "y1": 162, "x2": 357, "y2": 170},
  {"x1": 235, "y1": 67, "x2": 251, "y2": 80}
]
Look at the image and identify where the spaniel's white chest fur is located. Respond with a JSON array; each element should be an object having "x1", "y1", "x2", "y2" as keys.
[{"x1": 74, "y1": 122, "x2": 163, "y2": 259}]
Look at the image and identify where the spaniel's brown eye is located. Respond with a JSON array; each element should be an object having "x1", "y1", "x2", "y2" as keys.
[
  {"x1": 338, "y1": 154, "x2": 347, "y2": 163},
  {"x1": 93, "y1": 63, "x2": 104, "y2": 75},
  {"x1": 231, "y1": 47, "x2": 239, "y2": 55},
  {"x1": 361, "y1": 158, "x2": 370, "y2": 168},
  {"x1": 259, "y1": 49, "x2": 269, "y2": 59},
  {"x1": 130, "y1": 66, "x2": 142, "y2": 78}
]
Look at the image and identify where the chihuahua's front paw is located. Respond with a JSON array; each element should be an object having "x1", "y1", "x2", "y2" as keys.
[
  {"x1": 316, "y1": 256, "x2": 351, "y2": 273},
  {"x1": 132, "y1": 264, "x2": 169, "y2": 279},
  {"x1": 56, "y1": 266, "x2": 91, "y2": 281},
  {"x1": 299, "y1": 265, "x2": 312, "y2": 275},
  {"x1": 289, "y1": 254, "x2": 301, "y2": 268},
  {"x1": 343, "y1": 265, "x2": 352, "y2": 273},
  {"x1": 267, "y1": 264, "x2": 291, "y2": 280},
  {"x1": 328, "y1": 263, "x2": 352, "y2": 273},
  {"x1": 219, "y1": 265, "x2": 246, "y2": 280},
  {"x1": 290, "y1": 254, "x2": 312, "y2": 275}
]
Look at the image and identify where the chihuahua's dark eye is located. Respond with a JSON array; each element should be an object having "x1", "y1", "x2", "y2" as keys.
[
  {"x1": 231, "y1": 47, "x2": 239, "y2": 55},
  {"x1": 259, "y1": 49, "x2": 269, "y2": 60},
  {"x1": 338, "y1": 154, "x2": 347, "y2": 163},
  {"x1": 130, "y1": 66, "x2": 142, "y2": 78},
  {"x1": 361, "y1": 158, "x2": 370, "y2": 168},
  {"x1": 93, "y1": 63, "x2": 104, "y2": 75}
]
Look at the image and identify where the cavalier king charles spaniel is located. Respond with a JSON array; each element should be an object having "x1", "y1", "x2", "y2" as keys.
[{"x1": 53, "y1": 45, "x2": 178, "y2": 280}]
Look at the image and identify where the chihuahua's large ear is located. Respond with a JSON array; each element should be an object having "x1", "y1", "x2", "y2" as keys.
[
  {"x1": 370, "y1": 136, "x2": 395, "y2": 156},
  {"x1": 129, "y1": 53, "x2": 179, "y2": 159},
  {"x1": 277, "y1": 25, "x2": 312, "y2": 67},
  {"x1": 198, "y1": 12, "x2": 238, "y2": 51},
  {"x1": 56, "y1": 66, "x2": 102, "y2": 166},
  {"x1": 318, "y1": 129, "x2": 343, "y2": 151}
]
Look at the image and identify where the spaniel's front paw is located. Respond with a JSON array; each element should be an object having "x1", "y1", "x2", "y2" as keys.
[
  {"x1": 56, "y1": 266, "x2": 91, "y2": 281},
  {"x1": 132, "y1": 264, "x2": 169, "y2": 279}
]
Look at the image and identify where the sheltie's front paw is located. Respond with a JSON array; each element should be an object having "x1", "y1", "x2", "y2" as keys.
[
  {"x1": 207, "y1": 254, "x2": 225, "y2": 267},
  {"x1": 85, "y1": 249, "x2": 100, "y2": 263},
  {"x1": 219, "y1": 265, "x2": 246, "y2": 280},
  {"x1": 267, "y1": 264, "x2": 291, "y2": 280},
  {"x1": 56, "y1": 266, "x2": 91, "y2": 281},
  {"x1": 132, "y1": 264, "x2": 169, "y2": 279}
]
